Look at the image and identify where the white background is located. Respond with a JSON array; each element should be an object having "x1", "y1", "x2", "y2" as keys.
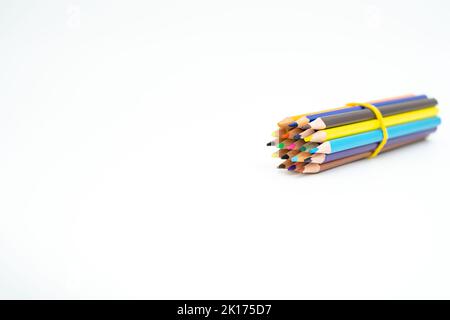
[{"x1": 1, "y1": 0, "x2": 450, "y2": 299}]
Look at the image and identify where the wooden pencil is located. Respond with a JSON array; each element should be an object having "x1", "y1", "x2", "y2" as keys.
[
  {"x1": 281, "y1": 149, "x2": 300, "y2": 160},
  {"x1": 291, "y1": 151, "x2": 312, "y2": 162},
  {"x1": 288, "y1": 163, "x2": 304, "y2": 171},
  {"x1": 282, "y1": 128, "x2": 302, "y2": 139},
  {"x1": 308, "y1": 97, "x2": 438, "y2": 130},
  {"x1": 284, "y1": 94, "x2": 423, "y2": 128},
  {"x1": 298, "y1": 128, "x2": 315, "y2": 139},
  {"x1": 300, "y1": 142, "x2": 319, "y2": 152},
  {"x1": 309, "y1": 128, "x2": 436, "y2": 164},
  {"x1": 277, "y1": 139, "x2": 294, "y2": 149},
  {"x1": 310, "y1": 117, "x2": 440, "y2": 154},
  {"x1": 287, "y1": 140, "x2": 305, "y2": 150},
  {"x1": 278, "y1": 159, "x2": 293, "y2": 169},
  {"x1": 272, "y1": 149, "x2": 290, "y2": 158},
  {"x1": 267, "y1": 139, "x2": 280, "y2": 146},
  {"x1": 300, "y1": 152, "x2": 370, "y2": 173},
  {"x1": 272, "y1": 128, "x2": 288, "y2": 137},
  {"x1": 305, "y1": 107, "x2": 438, "y2": 143},
  {"x1": 302, "y1": 133, "x2": 430, "y2": 173}
]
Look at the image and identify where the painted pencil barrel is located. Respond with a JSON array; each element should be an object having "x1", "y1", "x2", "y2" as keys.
[
  {"x1": 319, "y1": 116, "x2": 441, "y2": 154},
  {"x1": 310, "y1": 97, "x2": 437, "y2": 130},
  {"x1": 313, "y1": 128, "x2": 437, "y2": 164},
  {"x1": 305, "y1": 94, "x2": 428, "y2": 122},
  {"x1": 305, "y1": 107, "x2": 438, "y2": 142},
  {"x1": 280, "y1": 94, "x2": 425, "y2": 128}
]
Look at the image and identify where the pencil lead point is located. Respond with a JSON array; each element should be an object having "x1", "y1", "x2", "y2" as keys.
[
  {"x1": 278, "y1": 164, "x2": 286, "y2": 169},
  {"x1": 291, "y1": 156, "x2": 298, "y2": 162},
  {"x1": 310, "y1": 148, "x2": 318, "y2": 154},
  {"x1": 288, "y1": 165, "x2": 297, "y2": 171},
  {"x1": 293, "y1": 134, "x2": 301, "y2": 140},
  {"x1": 288, "y1": 122, "x2": 298, "y2": 128},
  {"x1": 304, "y1": 158, "x2": 311, "y2": 163},
  {"x1": 266, "y1": 142, "x2": 272, "y2": 146},
  {"x1": 281, "y1": 155, "x2": 289, "y2": 159}
]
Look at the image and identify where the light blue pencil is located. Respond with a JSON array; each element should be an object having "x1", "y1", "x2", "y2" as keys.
[{"x1": 310, "y1": 116, "x2": 441, "y2": 154}]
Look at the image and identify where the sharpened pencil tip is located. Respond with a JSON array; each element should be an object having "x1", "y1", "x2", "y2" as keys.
[
  {"x1": 278, "y1": 164, "x2": 286, "y2": 169},
  {"x1": 293, "y1": 134, "x2": 301, "y2": 140},
  {"x1": 266, "y1": 142, "x2": 272, "y2": 146},
  {"x1": 288, "y1": 122, "x2": 298, "y2": 128},
  {"x1": 277, "y1": 143, "x2": 284, "y2": 148},
  {"x1": 300, "y1": 146, "x2": 306, "y2": 151},
  {"x1": 288, "y1": 165, "x2": 296, "y2": 171},
  {"x1": 291, "y1": 156, "x2": 298, "y2": 162},
  {"x1": 304, "y1": 158, "x2": 311, "y2": 163},
  {"x1": 281, "y1": 155, "x2": 289, "y2": 159},
  {"x1": 310, "y1": 147, "x2": 318, "y2": 154}
]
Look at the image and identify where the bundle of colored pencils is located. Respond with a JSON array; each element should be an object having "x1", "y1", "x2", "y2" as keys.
[{"x1": 268, "y1": 95, "x2": 441, "y2": 174}]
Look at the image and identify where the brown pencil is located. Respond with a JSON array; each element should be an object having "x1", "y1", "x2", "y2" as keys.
[
  {"x1": 278, "y1": 159, "x2": 293, "y2": 169},
  {"x1": 302, "y1": 135, "x2": 428, "y2": 173}
]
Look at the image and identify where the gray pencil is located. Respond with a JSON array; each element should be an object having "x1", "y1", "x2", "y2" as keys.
[{"x1": 309, "y1": 98, "x2": 438, "y2": 130}]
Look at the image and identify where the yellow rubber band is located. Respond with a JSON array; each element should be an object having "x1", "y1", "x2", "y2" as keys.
[{"x1": 345, "y1": 102, "x2": 388, "y2": 158}]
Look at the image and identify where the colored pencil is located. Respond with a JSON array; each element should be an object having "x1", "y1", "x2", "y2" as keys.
[
  {"x1": 301, "y1": 133, "x2": 429, "y2": 173},
  {"x1": 300, "y1": 142, "x2": 319, "y2": 152},
  {"x1": 284, "y1": 128, "x2": 303, "y2": 139},
  {"x1": 293, "y1": 128, "x2": 315, "y2": 140},
  {"x1": 308, "y1": 128, "x2": 436, "y2": 164},
  {"x1": 291, "y1": 151, "x2": 315, "y2": 162},
  {"x1": 277, "y1": 139, "x2": 294, "y2": 149},
  {"x1": 310, "y1": 117, "x2": 441, "y2": 154},
  {"x1": 288, "y1": 163, "x2": 304, "y2": 171},
  {"x1": 272, "y1": 149, "x2": 290, "y2": 158},
  {"x1": 305, "y1": 107, "x2": 438, "y2": 143},
  {"x1": 267, "y1": 139, "x2": 280, "y2": 146},
  {"x1": 286, "y1": 140, "x2": 304, "y2": 150},
  {"x1": 308, "y1": 97, "x2": 437, "y2": 130},
  {"x1": 278, "y1": 159, "x2": 293, "y2": 169},
  {"x1": 284, "y1": 94, "x2": 426, "y2": 128},
  {"x1": 272, "y1": 128, "x2": 288, "y2": 137},
  {"x1": 281, "y1": 149, "x2": 300, "y2": 160}
]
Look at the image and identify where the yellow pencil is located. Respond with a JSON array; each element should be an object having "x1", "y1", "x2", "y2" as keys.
[{"x1": 304, "y1": 107, "x2": 439, "y2": 143}]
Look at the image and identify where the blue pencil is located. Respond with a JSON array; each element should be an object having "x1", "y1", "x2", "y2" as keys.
[
  {"x1": 288, "y1": 94, "x2": 427, "y2": 128},
  {"x1": 310, "y1": 116, "x2": 441, "y2": 154}
]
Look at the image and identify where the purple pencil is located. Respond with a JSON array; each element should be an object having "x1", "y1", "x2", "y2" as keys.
[{"x1": 308, "y1": 128, "x2": 437, "y2": 164}]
